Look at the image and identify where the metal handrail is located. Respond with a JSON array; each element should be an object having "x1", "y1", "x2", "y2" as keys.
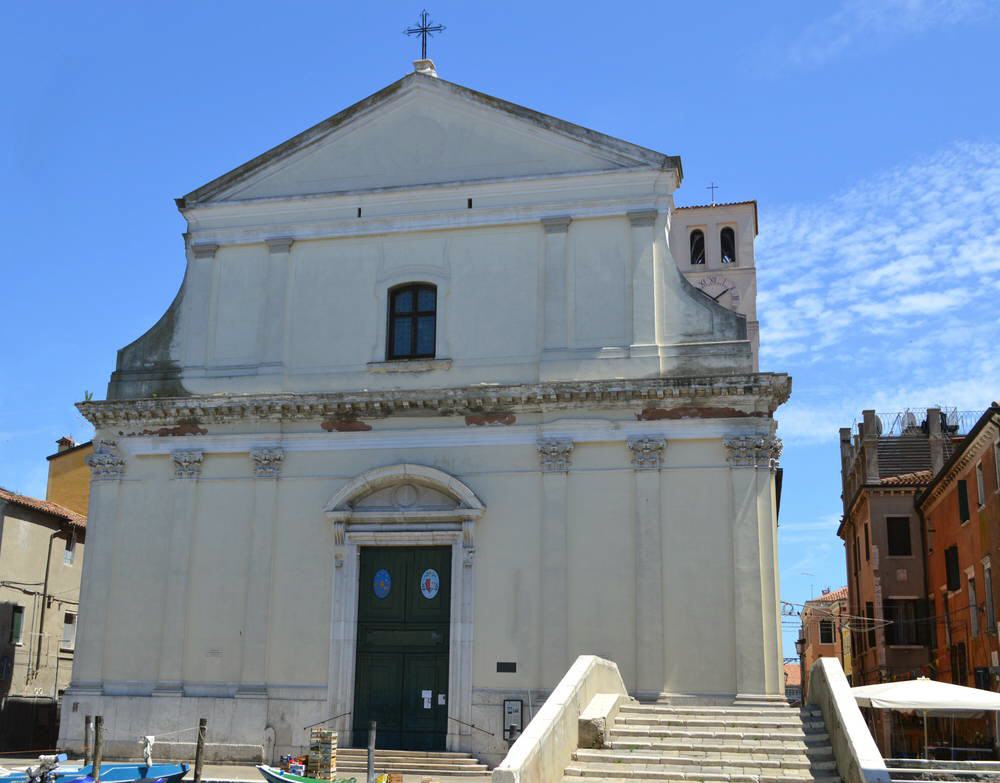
[
  {"x1": 304, "y1": 711, "x2": 351, "y2": 730},
  {"x1": 448, "y1": 715, "x2": 494, "y2": 736}
]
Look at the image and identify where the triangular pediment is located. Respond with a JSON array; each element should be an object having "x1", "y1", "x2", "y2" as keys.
[{"x1": 180, "y1": 73, "x2": 679, "y2": 205}]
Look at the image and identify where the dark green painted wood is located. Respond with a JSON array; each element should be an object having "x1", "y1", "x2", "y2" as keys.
[{"x1": 353, "y1": 547, "x2": 451, "y2": 750}]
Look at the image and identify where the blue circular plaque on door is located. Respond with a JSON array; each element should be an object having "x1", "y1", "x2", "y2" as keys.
[
  {"x1": 373, "y1": 568, "x2": 392, "y2": 599},
  {"x1": 420, "y1": 569, "x2": 440, "y2": 599}
]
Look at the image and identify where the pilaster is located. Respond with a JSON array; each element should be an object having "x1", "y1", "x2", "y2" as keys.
[
  {"x1": 540, "y1": 216, "x2": 572, "y2": 353},
  {"x1": 627, "y1": 210, "x2": 658, "y2": 352},
  {"x1": 538, "y1": 438, "x2": 572, "y2": 686},
  {"x1": 261, "y1": 238, "x2": 293, "y2": 370},
  {"x1": 725, "y1": 434, "x2": 784, "y2": 700},
  {"x1": 72, "y1": 441, "x2": 126, "y2": 691},
  {"x1": 628, "y1": 436, "x2": 666, "y2": 693},
  {"x1": 238, "y1": 447, "x2": 284, "y2": 696},
  {"x1": 154, "y1": 448, "x2": 204, "y2": 694}
]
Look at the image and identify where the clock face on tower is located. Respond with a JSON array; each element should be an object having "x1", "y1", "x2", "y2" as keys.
[{"x1": 696, "y1": 275, "x2": 741, "y2": 310}]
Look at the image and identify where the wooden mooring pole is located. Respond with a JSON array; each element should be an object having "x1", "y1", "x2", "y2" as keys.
[
  {"x1": 366, "y1": 721, "x2": 376, "y2": 783},
  {"x1": 93, "y1": 716, "x2": 104, "y2": 783},
  {"x1": 193, "y1": 718, "x2": 207, "y2": 783},
  {"x1": 84, "y1": 715, "x2": 92, "y2": 767}
]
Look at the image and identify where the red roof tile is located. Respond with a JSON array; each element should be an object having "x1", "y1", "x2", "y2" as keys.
[
  {"x1": 0, "y1": 487, "x2": 86, "y2": 528},
  {"x1": 880, "y1": 470, "x2": 934, "y2": 487}
]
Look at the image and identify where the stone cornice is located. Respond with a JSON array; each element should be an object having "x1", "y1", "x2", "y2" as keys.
[
  {"x1": 919, "y1": 411, "x2": 1000, "y2": 512},
  {"x1": 77, "y1": 373, "x2": 791, "y2": 429}
]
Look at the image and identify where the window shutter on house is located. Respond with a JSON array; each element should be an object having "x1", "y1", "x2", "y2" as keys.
[
  {"x1": 946, "y1": 546, "x2": 961, "y2": 592},
  {"x1": 958, "y1": 480, "x2": 970, "y2": 523}
]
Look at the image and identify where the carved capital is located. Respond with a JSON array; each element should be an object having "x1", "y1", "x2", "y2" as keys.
[
  {"x1": 628, "y1": 436, "x2": 666, "y2": 470},
  {"x1": 266, "y1": 237, "x2": 294, "y2": 254},
  {"x1": 251, "y1": 447, "x2": 284, "y2": 478},
  {"x1": 538, "y1": 438, "x2": 573, "y2": 472},
  {"x1": 541, "y1": 215, "x2": 572, "y2": 234},
  {"x1": 333, "y1": 520, "x2": 346, "y2": 546},
  {"x1": 191, "y1": 243, "x2": 219, "y2": 260},
  {"x1": 172, "y1": 449, "x2": 204, "y2": 480},
  {"x1": 463, "y1": 548, "x2": 476, "y2": 568},
  {"x1": 724, "y1": 435, "x2": 782, "y2": 470},
  {"x1": 627, "y1": 209, "x2": 659, "y2": 228},
  {"x1": 87, "y1": 441, "x2": 126, "y2": 481}
]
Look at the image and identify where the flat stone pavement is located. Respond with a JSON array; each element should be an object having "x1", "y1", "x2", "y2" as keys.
[{"x1": 0, "y1": 759, "x2": 488, "y2": 783}]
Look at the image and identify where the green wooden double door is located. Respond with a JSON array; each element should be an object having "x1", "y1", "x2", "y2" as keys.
[{"x1": 353, "y1": 547, "x2": 451, "y2": 750}]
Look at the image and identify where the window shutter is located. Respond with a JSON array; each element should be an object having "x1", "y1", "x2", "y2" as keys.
[
  {"x1": 958, "y1": 480, "x2": 970, "y2": 523},
  {"x1": 946, "y1": 546, "x2": 961, "y2": 592}
]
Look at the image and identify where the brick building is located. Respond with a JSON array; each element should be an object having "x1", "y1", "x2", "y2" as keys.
[
  {"x1": 798, "y1": 586, "x2": 851, "y2": 698},
  {"x1": 918, "y1": 402, "x2": 1000, "y2": 687},
  {"x1": 838, "y1": 408, "x2": 958, "y2": 685}
]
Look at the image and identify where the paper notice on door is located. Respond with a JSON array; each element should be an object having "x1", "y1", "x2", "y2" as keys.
[
  {"x1": 438, "y1": 693, "x2": 446, "y2": 705},
  {"x1": 422, "y1": 689, "x2": 432, "y2": 709}
]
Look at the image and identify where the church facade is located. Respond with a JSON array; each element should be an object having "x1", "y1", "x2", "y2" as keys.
[{"x1": 60, "y1": 61, "x2": 789, "y2": 764}]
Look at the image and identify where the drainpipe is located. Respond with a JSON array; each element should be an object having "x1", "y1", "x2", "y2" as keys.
[{"x1": 35, "y1": 529, "x2": 60, "y2": 678}]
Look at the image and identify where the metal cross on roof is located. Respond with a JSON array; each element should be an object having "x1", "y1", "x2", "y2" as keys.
[
  {"x1": 706, "y1": 182, "x2": 719, "y2": 204},
  {"x1": 404, "y1": 9, "x2": 446, "y2": 60}
]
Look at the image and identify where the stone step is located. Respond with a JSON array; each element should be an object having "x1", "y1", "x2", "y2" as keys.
[
  {"x1": 335, "y1": 761, "x2": 489, "y2": 776},
  {"x1": 563, "y1": 765, "x2": 841, "y2": 782},
  {"x1": 337, "y1": 749, "x2": 479, "y2": 759},
  {"x1": 623, "y1": 705, "x2": 821, "y2": 717},
  {"x1": 572, "y1": 751, "x2": 837, "y2": 773},
  {"x1": 610, "y1": 727, "x2": 830, "y2": 742},
  {"x1": 606, "y1": 738, "x2": 835, "y2": 757},
  {"x1": 617, "y1": 715, "x2": 827, "y2": 729}
]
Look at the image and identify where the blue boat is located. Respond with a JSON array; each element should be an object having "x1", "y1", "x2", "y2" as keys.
[{"x1": 0, "y1": 764, "x2": 188, "y2": 783}]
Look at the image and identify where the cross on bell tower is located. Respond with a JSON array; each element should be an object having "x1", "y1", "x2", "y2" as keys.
[{"x1": 404, "y1": 10, "x2": 446, "y2": 60}]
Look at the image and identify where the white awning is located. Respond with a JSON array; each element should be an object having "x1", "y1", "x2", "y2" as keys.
[{"x1": 852, "y1": 677, "x2": 1000, "y2": 715}]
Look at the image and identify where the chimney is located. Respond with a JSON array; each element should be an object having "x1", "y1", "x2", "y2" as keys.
[
  {"x1": 927, "y1": 407, "x2": 945, "y2": 474},
  {"x1": 862, "y1": 410, "x2": 880, "y2": 483},
  {"x1": 56, "y1": 436, "x2": 76, "y2": 453}
]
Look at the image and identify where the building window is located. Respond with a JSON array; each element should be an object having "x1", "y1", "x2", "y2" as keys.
[
  {"x1": 994, "y1": 440, "x2": 1000, "y2": 493},
  {"x1": 720, "y1": 227, "x2": 736, "y2": 264},
  {"x1": 927, "y1": 594, "x2": 938, "y2": 649},
  {"x1": 946, "y1": 546, "x2": 961, "y2": 592},
  {"x1": 884, "y1": 599, "x2": 927, "y2": 646},
  {"x1": 64, "y1": 533, "x2": 76, "y2": 566},
  {"x1": 969, "y1": 576, "x2": 980, "y2": 637},
  {"x1": 958, "y1": 480, "x2": 971, "y2": 524},
  {"x1": 985, "y1": 562, "x2": 996, "y2": 633},
  {"x1": 10, "y1": 606, "x2": 24, "y2": 645},
  {"x1": 689, "y1": 230, "x2": 706, "y2": 265},
  {"x1": 975, "y1": 667, "x2": 991, "y2": 690},
  {"x1": 977, "y1": 462, "x2": 986, "y2": 508},
  {"x1": 886, "y1": 516, "x2": 912, "y2": 556},
  {"x1": 853, "y1": 536, "x2": 860, "y2": 576},
  {"x1": 866, "y1": 602, "x2": 876, "y2": 648},
  {"x1": 61, "y1": 613, "x2": 76, "y2": 651},
  {"x1": 951, "y1": 642, "x2": 968, "y2": 685},
  {"x1": 387, "y1": 284, "x2": 437, "y2": 360},
  {"x1": 819, "y1": 619, "x2": 835, "y2": 644}
]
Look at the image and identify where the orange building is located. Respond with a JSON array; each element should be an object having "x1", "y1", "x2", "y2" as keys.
[
  {"x1": 838, "y1": 409, "x2": 956, "y2": 686},
  {"x1": 45, "y1": 437, "x2": 92, "y2": 516},
  {"x1": 919, "y1": 402, "x2": 1000, "y2": 687},
  {"x1": 798, "y1": 587, "x2": 851, "y2": 699}
]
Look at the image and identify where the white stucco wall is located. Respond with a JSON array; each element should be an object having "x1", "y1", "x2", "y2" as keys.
[{"x1": 64, "y1": 65, "x2": 788, "y2": 766}]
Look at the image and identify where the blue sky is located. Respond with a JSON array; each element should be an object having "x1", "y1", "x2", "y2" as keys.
[{"x1": 2, "y1": 1, "x2": 998, "y2": 655}]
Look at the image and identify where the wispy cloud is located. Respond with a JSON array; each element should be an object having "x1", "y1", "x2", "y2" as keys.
[
  {"x1": 786, "y1": 0, "x2": 995, "y2": 68},
  {"x1": 758, "y1": 141, "x2": 1000, "y2": 443}
]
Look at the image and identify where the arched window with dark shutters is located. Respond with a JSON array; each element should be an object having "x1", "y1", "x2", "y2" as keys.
[
  {"x1": 387, "y1": 283, "x2": 437, "y2": 360},
  {"x1": 689, "y1": 229, "x2": 705, "y2": 265},
  {"x1": 720, "y1": 227, "x2": 736, "y2": 264}
]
